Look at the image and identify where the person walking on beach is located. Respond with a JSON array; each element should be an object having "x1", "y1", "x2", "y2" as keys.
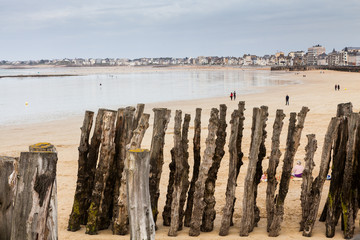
[
  {"x1": 338, "y1": 84, "x2": 340, "y2": 91},
  {"x1": 285, "y1": 95, "x2": 289, "y2": 105},
  {"x1": 233, "y1": 91, "x2": 236, "y2": 100},
  {"x1": 335, "y1": 84, "x2": 337, "y2": 91},
  {"x1": 230, "y1": 92, "x2": 233, "y2": 101}
]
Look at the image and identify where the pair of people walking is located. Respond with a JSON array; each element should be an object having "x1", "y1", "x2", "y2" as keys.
[
  {"x1": 335, "y1": 84, "x2": 340, "y2": 91},
  {"x1": 230, "y1": 91, "x2": 236, "y2": 101}
]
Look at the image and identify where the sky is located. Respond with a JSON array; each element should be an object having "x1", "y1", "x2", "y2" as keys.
[{"x1": 1, "y1": 0, "x2": 360, "y2": 61}]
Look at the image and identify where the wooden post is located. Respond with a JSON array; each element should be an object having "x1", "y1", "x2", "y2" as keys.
[
  {"x1": 189, "y1": 108, "x2": 219, "y2": 236},
  {"x1": 266, "y1": 109, "x2": 285, "y2": 232},
  {"x1": 184, "y1": 108, "x2": 202, "y2": 227},
  {"x1": 336, "y1": 102, "x2": 353, "y2": 117},
  {"x1": 149, "y1": 108, "x2": 171, "y2": 225},
  {"x1": 86, "y1": 110, "x2": 117, "y2": 235},
  {"x1": 0, "y1": 156, "x2": 17, "y2": 240},
  {"x1": 126, "y1": 149, "x2": 155, "y2": 240},
  {"x1": 340, "y1": 113, "x2": 360, "y2": 239},
  {"x1": 299, "y1": 134, "x2": 317, "y2": 231},
  {"x1": 239, "y1": 106, "x2": 268, "y2": 236},
  {"x1": 268, "y1": 106, "x2": 309, "y2": 237},
  {"x1": 68, "y1": 110, "x2": 94, "y2": 231},
  {"x1": 219, "y1": 109, "x2": 240, "y2": 236},
  {"x1": 132, "y1": 103, "x2": 145, "y2": 131},
  {"x1": 112, "y1": 107, "x2": 135, "y2": 235},
  {"x1": 162, "y1": 149, "x2": 176, "y2": 226},
  {"x1": 302, "y1": 117, "x2": 340, "y2": 237},
  {"x1": 11, "y1": 151, "x2": 57, "y2": 240},
  {"x1": 202, "y1": 104, "x2": 227, "y2": 232}
]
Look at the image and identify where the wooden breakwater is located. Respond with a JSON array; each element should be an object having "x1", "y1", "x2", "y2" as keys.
[{"x1": 271, "y1": 65, "x2": 360, "y2": 72}]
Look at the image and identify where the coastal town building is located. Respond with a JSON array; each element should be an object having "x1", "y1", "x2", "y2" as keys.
[{"x1": 307, "y1": 45, "x2": 326, "y2": 65}]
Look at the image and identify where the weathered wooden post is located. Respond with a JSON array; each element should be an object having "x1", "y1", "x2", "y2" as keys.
[
  {"x1": 302, "y1": 117, "x2": 340, "y2": 237},
  {"x1": 189, "y1": 108, "x2": 219, "y2": 236},
  {"x1": 184, "y1": 108, "x2": 202, "y2": 227},
  {"x1": 219, "y1": 109, "x2": 240, "y2": 236},
  {"x1": 68, "y1": 110, "x2": 94, "y2": 231},
  {"x1": 336, "y1": 102, "x2": 353, "y2": 117},
  {"x1": 202, "y1": 104, "x2": 227, "y2": 232},
  {"x1": 0, "y1": 156, "x2": 17, "y2": 240},
  {"x1": 86, "y1": 110, "x2": 117, "y2": 235},
  {"x1": 268, "y1": 106, "x2": 309, "y2": 237},
  {"x1": 132, "y1": 103, "x2": 145, "y2": 131},
  {"x1": 112, "y1": 106, "x2": 135, "y2": 235},
  {"x1": 239, "y1": 106, "x2": 268, "y2": 236},
  {"x1": 163, "y1": 149, "x2": 176, "y2": 226},
  {"x1": 11, "y1": 151, "x2": 58, "y2": 240},
  {"x1": 149, "y1": 108, "x2": 171, "y2": 225},
  {"x1": 299, "y1": 134, "x2": 317, "y2": 231},
  {"x1": 266, "y1": 109, "x2": 285, "y2": 232},
  {"x1": 126, "y1": 149, "x2": 155, "y2": 240}
]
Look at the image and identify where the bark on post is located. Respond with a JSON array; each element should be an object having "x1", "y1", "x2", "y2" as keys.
[
  {"x1": 336, "y1": 102, "x2": 353, "y2": 117},
  {"x1": 149, "y1": 108, "x2": 171, "y2": 225},
  {"x1": 324, "y1": 118, "x2": 348, "y2": 237},
  {"x1": 162, "y1": 149, "x2": 176, "y2": 226},
  {"x1": 11, "y1": 151, "x2": 57, "y2": 240},
  {"x1": 219, "y1": 109, "x2": 240, "y2": 236},
  {"x1": 302, "y1": 117, "x2": 340, "y2": 237},
  {"x1": 239, "y1": 106, "x2": 268, "y2": 236},
  {"x1": 184, "y1": 108, "x2": 202, "y2": 227},
  {"x1": 132, "y1": 103, "x2": 145, "y2": 131},
  {"x1": 68, "y1": 111, "x2": 94, "y2": 231},
  {"x1": 268, "y1": 106, "x2": 309, "y2": 237},
  {"x1": 0, "y1": 156, "x2": 17, "y2": 240},
  {"x1": 189, "y1": 108, "x2": 219, "y2": 236},
  {"x1": 340, "y1": 113, "x2": 360, "y2": 239},
  {"x1": 202, "y1": 104, "x2": 227, "y2": 232},
  {"x1": 126, "y1": 149, "x2": 155, "y2": 240},
  {"x1": 266, "y1": 109, "x2": 285, "y2": 232},
  {"x1": 86, "y1": 110, "x2": 117, "y2": 235},
  {"x1": 112, "y1": 107, "x2": 136, "y2": 235},
  {"x1": 299, "y1": 134, "x2": 317, "y2": 231}
]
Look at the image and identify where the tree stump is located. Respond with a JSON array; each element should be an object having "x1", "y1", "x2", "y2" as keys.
[
  {"x1": 239, "y1": 106, "x2": 268, "y2": 236},
  {"x1": 126, "y1": 149, "x2": 155, "y2": 240},
  {"x1": 0, "y1": 156, "x2": 17, "y2": 240},
  {"x1": 269, "y1": 106, "x2": 309, "y2": 237},
  {"x1": 219, "y1": 109, "x2": 240, "y2": 236},
  {"x1": 68, "y1": 110, "x2": 94, "y2": 231},
  {"x1": 86, "y1": 110, "x2": 117, "y2": 235},
  {"x1": 11, "y1": 151, "x2": 57, "y2": 240},
  {"x1": 112, "y1": 107, "x2": 136, "y2": 235},
  {"x1": 149, "y1": 108, "x2": 171, "y2": 225},
  {"x1": 302, "y1": 117, "x2": 340, "y2": 237},
  {"x1": 184, "y1": 108, "x2": 202, "y2": 227},
  {"x1": 202, "y1": 104, "x2": 227, "y2": 232},
  {"x1": 189, "y1": 108, "x2": 219, "y2": 236},
  {"x1": 266, "y1": 109, "x2": 285, "y2": 232},
  {"x1": 299, "y1": 134, "x2": 317, "y2": 231}
]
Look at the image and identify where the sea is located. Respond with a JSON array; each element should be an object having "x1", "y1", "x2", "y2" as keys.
[{"x1": 0, "y1": 67, "x2": 298, "y2": 125}]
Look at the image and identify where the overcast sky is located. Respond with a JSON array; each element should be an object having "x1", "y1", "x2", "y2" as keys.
[{"x1": 1, "y1": 0, "x2": 359, "y2": 60}]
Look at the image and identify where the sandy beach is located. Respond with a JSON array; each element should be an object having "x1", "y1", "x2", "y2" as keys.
[{"x1": 1, "y1": 67, "x2": 360, "y2": 239}]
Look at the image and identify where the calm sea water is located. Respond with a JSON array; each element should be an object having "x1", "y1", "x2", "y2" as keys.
[{"x1": 0, "y1": 68, "x2": 298, "y2": 125}]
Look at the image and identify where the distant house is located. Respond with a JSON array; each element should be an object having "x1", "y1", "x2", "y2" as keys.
[
  {"x1": 317, "y1": 53, "x2": 328, "y2": 66},
  {"x1": 327, "y1": 49, "x2": 340, "y2": 66},
  {"x1": 307, "y1": 45, "x2": 326, "y2": 65},
  {"x1": 348, "y1": 52, "x2": 360, "y2": 66}
]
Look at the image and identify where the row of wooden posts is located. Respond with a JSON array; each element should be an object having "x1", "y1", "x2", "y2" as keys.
[{"x1": 64, "y1": 101, "x2": 360, "y2": 239}]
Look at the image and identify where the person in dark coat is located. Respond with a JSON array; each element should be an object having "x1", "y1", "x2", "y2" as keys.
[{"x1": 286, "y1": 95, "x2": 289, "y2": 105}]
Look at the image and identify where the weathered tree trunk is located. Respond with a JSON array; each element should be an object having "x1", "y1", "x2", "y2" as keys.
[
  {"x1": 132, "y1": 103, "x2": 145, "y2": 131},
  {"x1": 189, "y1": 108, "x2": 219, "y2": 236},
  {"x1": 112, "y1": 107, "x2": 136, "y2": 235},
  {"x1": 201, "y1": 104, "x2": 227, "y2": 232},
  {"x1": 68, "y1": 111, "x2": 94, "y2": 231},
  {"x1": 163, "y1": 149, "x2": 176, "y2": 226},
  {"x1": 86, "y1": 110, "x2": 117, "y2": 235},
  {"x1": 0, "y1": 156, "x2": 17, "y2": 240},
  {"x1": 302, "y1": 117, "x2": 340, "y2": 237},
  {"x1": 266, "y1": 109, "x2": 285, "y2": 232},
  {"x1": 253, "y1": 106, "x2": 268, "y2": 228},
  {"x1": 269, "y1": 106, "x2": 309, "y2": 237},
  {"x1": 340, "y1": 113, "x2": 360, "y2": 239},
  {"x1": 239, "y1": 107, "x2": 267, "y2": 236},
  {"x1": 219, "y1": 109, "x2": 240, "y2": 236},
  {"x1": 299, "y1": 134, "x2": 317, "y2": 231},
  {"x1": 149, "y1": 108, "x2": 171, "y2": 225},
  {"x1": 324, "y1": 118, "x2": 348, "y2": 237},
  {"x1": 168, "y1": 111, "x2": 184, "y2": 236},
  {"x1": 336, "y1": 102, "x2": 353, "y2": 117},
  {"x1": 184, "y1": 108, "x2": 202, "y2": 227},
  {"x1": 11, "y1": 151, "x2": 57, "y2": 240},
  {"x1": 126, "y1": 149, "x2": 155, "y2": 240}
]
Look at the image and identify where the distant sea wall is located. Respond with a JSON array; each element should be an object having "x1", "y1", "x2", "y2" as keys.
[{"x1": 271, "y1": 65, "x2": 360, "y2": 72}]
